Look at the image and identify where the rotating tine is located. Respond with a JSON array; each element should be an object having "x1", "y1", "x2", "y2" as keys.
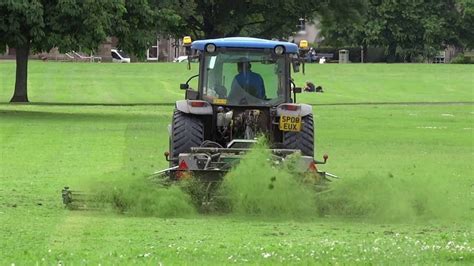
[
  {"x1": 62, "y1": 187, "x2": 93, "y2": 210},
  {"x1": 325, "y1": 172, "x2": 339, "y2": 182}
]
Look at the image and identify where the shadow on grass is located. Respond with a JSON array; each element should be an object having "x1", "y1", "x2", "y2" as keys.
[
  {"x1": 0, "y1": 102, "x2": 175, "y2": 106},
  {"x1": 1, "y1": 101, "x2": 472, "y2": 107},
  {"x1": 0, "y1": 108, "x2": 162, "y2": 122}
]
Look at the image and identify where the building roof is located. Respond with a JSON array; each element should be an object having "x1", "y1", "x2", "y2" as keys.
[{"x1": 191, "y1": 37, "x2": 299, "y2": 53}]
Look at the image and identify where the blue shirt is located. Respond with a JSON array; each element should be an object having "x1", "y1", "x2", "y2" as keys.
[{"x1": 230, "y1": 71, "x2": 266, "y2": 99}]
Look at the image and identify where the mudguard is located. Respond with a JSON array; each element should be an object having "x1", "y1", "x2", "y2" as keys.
[
  {"x1": 175, "y1": 100, "x2": 213, "y2": 115},
  {"x1": 276, "y1": 103, "x2": 313, "y2": 117}
]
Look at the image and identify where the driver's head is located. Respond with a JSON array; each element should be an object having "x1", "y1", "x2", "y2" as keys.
[{"x1": 237, "y1": 59, "x2": 251, "y2": 73}]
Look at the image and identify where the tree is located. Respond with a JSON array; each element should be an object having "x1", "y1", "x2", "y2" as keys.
[
  {"x1": 159, "y1": 0, "x2": 366, "y2": 40},
  {"x1": 320, "y1": 0, "x2": 474, "y2": 62},
  {"x1": 457, "y1": 0, "x2": 474, "y2": 49},
  {"x1": 0, "y1": 0, "x2": 123, "y2": 102},
  {"x1": 112, "y1": 0, "x2": 182, "y2": 58},
  {"x1": 0, "y1": 0, "x2": 176, "y2": 102}
]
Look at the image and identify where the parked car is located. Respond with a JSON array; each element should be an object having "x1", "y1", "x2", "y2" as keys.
[
  {"x1": 111, "y1": 49, "x2": 131, "y2": 63},
  {"x1": 173, "y1": 55, "x2": 189, "y2": 63}
]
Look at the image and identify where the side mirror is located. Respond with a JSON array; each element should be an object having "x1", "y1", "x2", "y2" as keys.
[
  {"x1": 293, "y1": 87, "x2": 302, "y2": 93},
  {"x1": 182, "y1": 74, "x2": 199, "y2": 90}
]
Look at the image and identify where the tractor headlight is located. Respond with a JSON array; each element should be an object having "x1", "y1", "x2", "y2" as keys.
[
  {"x1": 183, "y1": 36, "x2": 192, "y2": 46},
  {"x1": 205, "y1": 43, "x2": 216, "y2": 53},
  {"x1": 274, "y1": 45, "x2": 285, "y2": 55},
  {"x1": 299, "y1": 40, "x2": 308, "y2": 50}
]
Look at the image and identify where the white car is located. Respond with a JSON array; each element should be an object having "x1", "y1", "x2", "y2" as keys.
[
  {"x1": 111, "y1": 49, "x2": 131, "y2": 63},
  {"x1": 173, "y1": 55, "x2": 189, "y2": 63}
]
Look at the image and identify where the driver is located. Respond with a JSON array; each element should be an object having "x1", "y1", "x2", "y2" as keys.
[{"x1": 229, "y1": 59, "x2": 266, "y2": 100}]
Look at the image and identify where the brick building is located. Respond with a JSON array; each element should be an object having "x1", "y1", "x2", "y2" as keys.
[{"x1": 1, "y1": 36, "x2": 186, "y2": 62}]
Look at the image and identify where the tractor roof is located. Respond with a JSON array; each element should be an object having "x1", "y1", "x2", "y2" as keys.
[{"x1": 191, "y1": 37, "x2": 299, "y2": 53}]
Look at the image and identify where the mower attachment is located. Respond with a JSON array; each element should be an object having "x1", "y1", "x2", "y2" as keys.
[
  {"x1": 61, "y1": 187, "x2": 94, "y2": 210},
  {"x1": 156, "y1": 146, "x2": 337, "y2": 184}
]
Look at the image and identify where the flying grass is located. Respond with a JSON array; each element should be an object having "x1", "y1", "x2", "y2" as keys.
[
  {"x1": 78, "y1": 136, "x2": 472, "y2": 224},
  {"x1": 316, "y1": 173, "x2": 473, "y2": 223},
  {"x1": 218, "y1": 141, "x2": 318, "y2": 219},
  {"x1": 90, "y1": 176, "x2": 196, "y2": 217}
]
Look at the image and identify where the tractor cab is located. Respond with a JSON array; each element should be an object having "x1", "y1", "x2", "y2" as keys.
[{"x1": 181, "y1": 37, "x2": 308, "y2": 106}]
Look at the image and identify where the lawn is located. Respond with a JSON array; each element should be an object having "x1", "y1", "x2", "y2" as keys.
[
  {"x1": 0, "y1": 62, "x2": 473, "y2": 264},
  {"x1": 1, "y1": 61, "x2": 473, "y2": 104}
]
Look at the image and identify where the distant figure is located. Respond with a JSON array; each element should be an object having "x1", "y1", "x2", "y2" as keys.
[
  {"x1": 319, "y1": 57, "x2": 326, "y2": 64},
  {"x1": 304, "y1": 81, "x2": 316, "y2": 92},
  {"x1": 304, "y1": 81, "x2": 324, "y2": 93}
]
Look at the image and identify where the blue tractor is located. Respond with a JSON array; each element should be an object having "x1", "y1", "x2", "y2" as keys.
[
  {"x1": 62, "y1": 37, "x2": 337, "y2": 210},
  {"x1": 163, "y1": 37, "x2": 335, "y2": 182}
]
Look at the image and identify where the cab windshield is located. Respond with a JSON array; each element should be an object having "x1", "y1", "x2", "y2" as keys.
[{"x1": 202, "y1": 50, "x2": 287, "y2": 106}]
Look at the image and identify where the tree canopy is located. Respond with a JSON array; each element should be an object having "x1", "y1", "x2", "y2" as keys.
[
  {"x1": 0, "y1": 0, "x2": 174, "y2": 102},
  {"x1": 0, "y1": 0, "x2": 121, "y2": 56},
  {"x1": 320, "y1": 0, "x2": 474, "y2": 62},
  {"x1": 160, "y1": 0, "x2": 366, "y2": 39}
]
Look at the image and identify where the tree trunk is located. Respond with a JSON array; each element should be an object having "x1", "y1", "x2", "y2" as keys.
[
  {"x1": 361, "y1": 45, "x2": 367, "y2": 63},
  {"x1": 386, "y1": 43, "x2": 397, "y2": 63},
  {"x1": 10, "y1": 44, "x2": 30, "y2": 103}
]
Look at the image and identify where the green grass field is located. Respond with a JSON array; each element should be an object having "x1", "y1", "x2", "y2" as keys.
[
  {"x1": 0, "y1": 61, "x2": 473, "y2": 264},
  {"x1": 1, "y1": 61, "x2": 473, "y2": 104}
]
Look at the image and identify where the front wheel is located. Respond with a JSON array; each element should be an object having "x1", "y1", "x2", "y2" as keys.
[{"x1": 282, "y1": 114, "x2": 314, "y2": 157}]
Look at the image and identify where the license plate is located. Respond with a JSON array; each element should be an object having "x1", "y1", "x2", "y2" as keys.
[
  {"x1": 213, "y1": 98, "x2": 227, "y2": 105},
  {"x1": 279, "y1": 115, "x2": 301, "y2": 132}
]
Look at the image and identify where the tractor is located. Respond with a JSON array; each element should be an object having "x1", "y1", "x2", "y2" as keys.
[
  {"x1": 159, "y1": 37, "x2": 336, "y2": 182},
  {"x1": 61, "y1": 37, "x2": 337, "y2": 210}
]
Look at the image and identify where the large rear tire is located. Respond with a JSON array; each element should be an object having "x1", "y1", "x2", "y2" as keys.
[
  {"x1": 169, "y1": 110, "x2": 204, "y2": 167},
  {"x1": 282, "y1": 114, "x2": 314, "y2": 157}
]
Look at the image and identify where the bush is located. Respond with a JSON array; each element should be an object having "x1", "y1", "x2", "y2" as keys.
[{"x1": 450, "y1": 53, "x2": 473, "y2": 64}]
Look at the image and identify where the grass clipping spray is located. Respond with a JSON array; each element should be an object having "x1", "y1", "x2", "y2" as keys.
[{"x1": 83, "y1": 139, "x2": 471, "y2": 223}]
